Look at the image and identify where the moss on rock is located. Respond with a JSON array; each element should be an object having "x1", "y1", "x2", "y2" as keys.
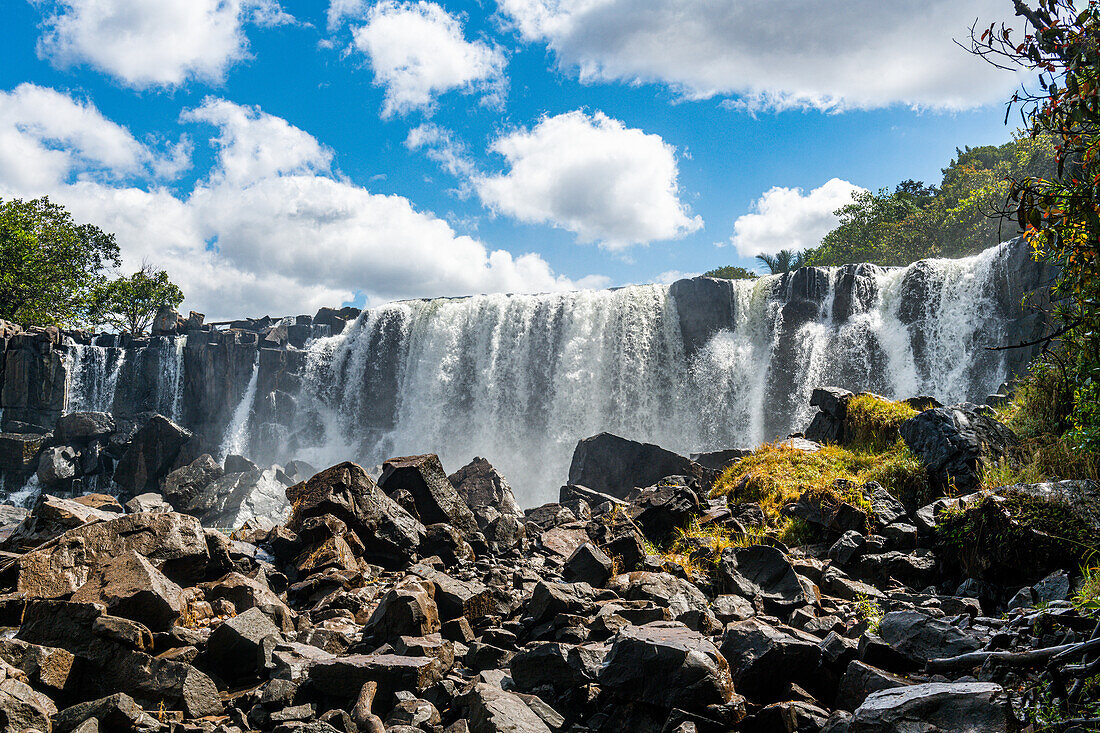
[{"x1": 935, "y1": 490, "x2": 1094, "y2": 583}]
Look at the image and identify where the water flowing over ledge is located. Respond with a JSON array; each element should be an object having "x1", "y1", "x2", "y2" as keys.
[{"x1": 4, "y1": 239, "x2": 1054, "y2": 506}]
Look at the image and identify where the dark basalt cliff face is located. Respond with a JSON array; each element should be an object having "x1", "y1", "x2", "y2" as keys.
[{"x1": 0, "y1": 238, "x2": 1058, "y2": 497}]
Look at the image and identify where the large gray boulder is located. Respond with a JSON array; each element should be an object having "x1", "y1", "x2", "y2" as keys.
[
  {"x1": 877, "y1": 611, "x2": 982, "y2": 668},
  {"x1": 55, "y1": 411, "x2": 115, "y2": 442},
  {"x1": 720, "y1": 618, "x2": 821, "y2": 702},
  {"x1": 899, "y1": 404, "x2": 1017, "y2": 492},
  {"x1": 379, "y1": 454, "x2": 481, "y2": 541},
  {"x1": 568, "y1": 432, "x2": 711, "y2": 500},
  {"x1": 600, "y1": 621, "x2": 737, "y2": 712},
  {"x1": 70, "y1": 550, "x2": 185, "y2": 632},
  {"x1": 162, "y1": 454, "x2": 224, "y2": 514},
  {"x1": 16, "y1": 511, "x2": 209, "y2": 597},
  {"x1": 448, "y1": 456, "x2": 522, "y2": 519},
  {"x1": 460, "y1": 682, "x2": 553, "y2": 733},
  {"x1": 717, "y1": 544, "x2": 816, "y2": 617},
  {"x1": 36, "y1": 445, "x2": 79, "y2": 486},
  {"x1": 286, "y1": 461, "x2": 425, "y2": 568},
  {"x1": 848, "y1": 682, "x2": 1007, "y2": 732},
  {"x1": 199, "y1": 467, "x2": 292, "y2": 528},
  {"x1": 113, "y1": 415, "x2": 194, "y2": 495}
]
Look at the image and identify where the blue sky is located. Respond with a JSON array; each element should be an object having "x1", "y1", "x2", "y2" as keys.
[{"x1": 0, "y1": 0, "x2": 1025, "y2": 319}]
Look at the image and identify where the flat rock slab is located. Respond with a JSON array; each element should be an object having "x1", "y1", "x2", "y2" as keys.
[
  {"x1": 307, "y1": 653, "x2": 444, "y2": 709},
  {"x1": 850, "y1": 682, "x2": 1007, "y2": 733}
]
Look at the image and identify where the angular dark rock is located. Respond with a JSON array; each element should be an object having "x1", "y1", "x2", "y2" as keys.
[
  {"x1": 286, "y1": 461, "x2": 425, "y2": 568},
  {"x1": 55, "y1": 411, "x2": 116, "y2": 442},
  {"x1": 70, "y1": 550, "x2": 185, "y2": 632},
  {"x1": 562, "y1": 542, "x2": 614, "y2": 587},
  {"x1": 448, "y1": 457, "x2": 522, "y2": 519},
  {"x1": 628, "y1": 477, "x2": 704, "y2": 545},
  {"x1": 112, "y1": 415, "x2": 194, "y2": 494},
  {"x1": 828, "y1": 530, "x2": 866, "y2": 566},
  {"x1": 162, "y1": 453, "x2": 224, "y2": 514},
  {"x1": 899, "y1": 403, "x2": 1017, "y2": 492},
  {"x1": 362, "y1": 580, "x2": 441, "y2": 642},
  {"x1": 717, "y1": 545, "x2": 815, "y2": 617},
  {"x1": 804, "y1": 387, "x2": 854, "y2": 444},
  {"x1": 877, "y1": 610, "x2": 982, "y2": 668},
  {"x1": 16, "y1": 511, "x2": 209, "y2": 597},
  {"x1": 510, "y1": 642, "x2": 605, "y2": 692},
  {"x1": 408, "y1": 565, "x2": 492, "y2": 622},
  {"x1": 600, "y1": 621, "x2": 737, "y2": 712},
  {"x1": 568, "y1": 432, "x2": 711, "y2": 500},
  {"x1": 307, "y1": 654, "x2": 444, "y2": 709},
  {"x1": 460, "y1": 682, "x2": 552, "y2": 733},
  {"x1": 836, "y1": 660, "x2": 912, "y2": 711},
  {"x1": 53, "y1": 693, "x2": 155, "y2": 733},
  {"x1": 205, "y1": 606, "x2": 284, "y2": 680},
  {"x1": 379, "y1": 454, "x2": 481, "y2": 540},
  {"x1": 0, "y1": 677, "x2": 57, "y2": 732},
  {"x1": 421, "y1": 522, "x2": 475, "y2": 566},
  {"x1": 720, "y1": 618, "x2": 822, "y2": 702}
]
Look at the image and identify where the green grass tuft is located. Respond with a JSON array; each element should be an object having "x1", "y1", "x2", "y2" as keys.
[{"x1": 846, "y1": 394, "x2": 918, "y2": 452}]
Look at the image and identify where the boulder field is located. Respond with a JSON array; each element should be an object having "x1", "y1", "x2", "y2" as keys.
[{"x1": 0, "y1": 390, "x2": 1093, "y2": 731}]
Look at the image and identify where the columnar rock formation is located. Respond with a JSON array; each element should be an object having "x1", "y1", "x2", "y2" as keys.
[{"x1": 0, "y1": 239, "x2": 1056, "y2": 505}]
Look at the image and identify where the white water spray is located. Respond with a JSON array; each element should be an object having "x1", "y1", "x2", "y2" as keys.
[
  {"x1": 220, "y1": 354, "x2": 259, "y2": 460},
  {"x1": 290, "y1": 245, "x2": 1015, "y2": 505}
]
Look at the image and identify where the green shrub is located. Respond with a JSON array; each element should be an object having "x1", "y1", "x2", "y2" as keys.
[
  {"x1": 997, "y1": 356, "x2": 1099, "y2": 483},
  {"x1": 935, "y1": 491, "x2": 1094, "y2": 583}
]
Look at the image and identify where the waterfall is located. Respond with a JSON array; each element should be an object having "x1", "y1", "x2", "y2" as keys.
[
  {"x1": 64, "y1": 343, "x2": 125, "y2": 413},
  {"x1": 288, "y1": 244, "x2": 1016, "y2": 506},
  {"x1": 160, "y1": 336, "x2": 187, "y2": 422},
  {"x1": 220, "y1": 353, "x2": 260, "y2": 460}
]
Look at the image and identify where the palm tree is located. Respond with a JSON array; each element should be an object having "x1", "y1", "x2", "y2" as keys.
[{"x1": 755, "y1": 249, "x2": 805, "y2": 274}]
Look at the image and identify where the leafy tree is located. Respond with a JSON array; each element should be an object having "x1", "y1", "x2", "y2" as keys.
[
  {"x1": 755, "y1": 249, "x2": 805, "y2": 274},
  {"x1": 703, "y1": 265, "x2": 758, "y2": 280},
  {"x1": 90, "y1": 263, "x2": 184, "y2": 335},
  {"x1": 803, "y1": 135, "x2": 1057, "y2": 266},
  {"x1": 0, "y1": 196, "x2": 120, "y2": 326},
  {"x1": 968, "y1": 0, "x2": 1100, "y2": 454}
]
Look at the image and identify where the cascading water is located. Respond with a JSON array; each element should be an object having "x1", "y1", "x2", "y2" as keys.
[
  {"x1": 289, "y1": 244, "x2": 1016, "y2": 506},
  {"x1": 162, "y1": 336, "x2": 187, "y2": 422},
  {"x1": 220, "y1": 353, "x2": 260, "y2": 460},
  {"x1": 6, "y1": 242, "x2": 1029, "y2": 510},
  {"x1": 64, "y1": 343, "x2": 126, "y2": 413}
]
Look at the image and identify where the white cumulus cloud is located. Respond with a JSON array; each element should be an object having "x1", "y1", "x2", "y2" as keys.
[
  {"x1": 350, "y1": 1, "x2": 506, "y2": 117},
  {"x1": 730, "y1": 178, "x2": 866, "y2": 258},
  {"x1": 475, "y1": 110, "x2": 702, "y2": 249},
  {"x1": 0, "y1": 85, "x2": 604, "y2": 320},
  {"x1": 32, "y1": 0, "x2": 292, "y2": 89},
  {"x1": 498, "y1": 0, "x2": 1019, "y2": 111}
]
